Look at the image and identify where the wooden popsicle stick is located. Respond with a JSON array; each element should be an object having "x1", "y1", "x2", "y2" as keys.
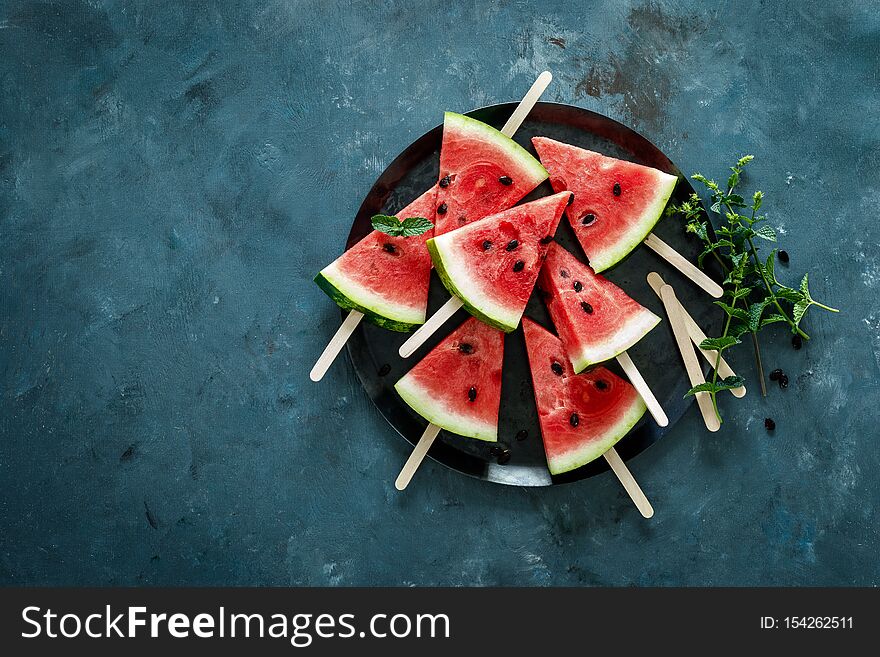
[
  {"x1": 309, "y1": 310, "x2": 364, "y2": 382},
  {"x1": 603, "y1": 447, "x2": 654, "y2": 519},
  {"x1": 643, "y1": 233, "x2": 724, "y2": 299},
  {"x1": 500, "y1": 71, "x2": 552, "y2": 137},
  {"x1": 395, "y1": 423, "x2": 442, "y2": 491},
  {"x1": 615, "y1": 351, "x2": 669, "y2": 427},
  {"x1": 646, "y1": 272, "x2": 745, "y2": 398},
  {"x1": 313, "y1": 72, "x2": 553, "y2": 380},
  {"x1": 399, "y1": 296, "x2": 464, "y2": 358},
  {"x1": 659, "y1": 284, "x2": 721, "y2": 432}
]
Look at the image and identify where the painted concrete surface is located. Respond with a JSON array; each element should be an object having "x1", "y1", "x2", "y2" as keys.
[{"x1": 0, "y1": 0, "x2": 877, "y2": 586}]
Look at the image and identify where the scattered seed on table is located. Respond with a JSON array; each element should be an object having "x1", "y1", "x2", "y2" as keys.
[{"x1": 764, "y1": 418, "x2": 776, "y2": 431}]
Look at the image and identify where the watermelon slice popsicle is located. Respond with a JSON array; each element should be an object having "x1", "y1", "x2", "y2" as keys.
[
  {"x1": 531, "y1": 137, "x2": 724, "y2": 299},
  {"x1": 522, "y1": 318, "x2": 653, "y2": 518},
  {"x1": 310, "y1": 71, "x2": 552, "y2": 382},
  {"x1": 539, "y1": 242, "x2": 669, "y2": 427},
  {"x1": 393, "y1": 317, "x2": 504, "y2": 490},
  {"x1": 397, "y1": 191, "x2": 569, "y2": 356}
]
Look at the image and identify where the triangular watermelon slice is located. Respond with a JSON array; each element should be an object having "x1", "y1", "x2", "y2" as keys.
[
  {"x1": 434, "y1": 112, "x2": 548, "y2": 236},
  {"x1": 314, "y1": 186, "x2": 438, "y2": 332},
  {"x1": 539, "y1": 242, "x2": 660, "y2": 373},
  {"x1": 532, "y1": 137, "x2": 677, "y2": 272},
  {"x1": 394, "y1": 317, "x2": 504, "y2": 441},
  {"x1": 427, "y1": 191, "x2": 570, "y2": 332},
  {"x1": 523, "y1": 318, "x2": 646, "y2": 475}
]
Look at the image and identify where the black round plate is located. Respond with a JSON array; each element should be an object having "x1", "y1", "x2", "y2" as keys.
[{"x1": 343, "y1": 102, "x2": 719, "y2": 486}]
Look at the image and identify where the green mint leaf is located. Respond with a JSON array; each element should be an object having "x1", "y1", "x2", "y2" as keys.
[
  {"x1": 748, "y1": 298, "x2": 772, "y2": 332},
  {"x1": 793, "y1": 299, "x2": 810, "y2": 327},
  {"x1": 713, "y1": 301, "x2": 750, "y2": 321},
  {"x1": 716, "y1": 375, "x2": 745, "y2": 390},
  {"x1": 737, "y1": 155, "x2": 754, "y2": 168},
  {"x1": 399, "y1": 216, "x2": 433, "y2": 237},
  {"x1": 731, "y1": 286, "x2": 753, "y2": 300},
  {"x1": 730, "y1": 322, "x2": 752, "y2": 338},
  {"x1": 371, "y1": 214, "x2": 404, "y2": 236},
  {"x1": 799, "y1": 273, "x2": 811, "y2": 300},
  {"x1": 776, "y1": 287, "x2": 803, "y2": 303},
  {"x1": 726, "y1": 193, "x2": 746, "y2": 207},
  {"x1": 684, "y1": 382, "x2": 718, "y2": 397},
  {"x1": 760, "y1": 314, "x2": 786, "y2": 328},
  {"x1": 699, "y1": 335, "x2": 741, "y2": 352},
  {"x1": 754, "y1": 225, "x2": 776, "y2": 241},
  {"x1": 752, "y1": 190, "x2": 763, "y2": 210},
  {"x1": 727, "y1": 170, "x2": 740, "y2": 190},
  {"x1": 764, "y1": 250, "x2": 777, "y2": 282},
  {"x1": 710, "y1": 200, "x2": 722, "y2": 213}
]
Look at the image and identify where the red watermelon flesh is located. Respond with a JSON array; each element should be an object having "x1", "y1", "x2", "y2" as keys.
[
  {"x1": 434, "y1": 112, "x2": 548, "y2": 236},
  {"x1": 522, "y1": 318, "x2": 646, "y2": 475},
  {"x1": 531, "y1": 137, "x2": 677, "y2": 273},
  {"x1": 314, "y1": 186, "x2": 438, "y2": 332},
  {"x1": 427, "y1": 191, "x2": 570, "y2": 332},
  {"x1": 394, "y1": 317, "x2": 504, "y2": 442},
  {"x1": 539, "y1": 243, "x2": 660, "y2": 373}
]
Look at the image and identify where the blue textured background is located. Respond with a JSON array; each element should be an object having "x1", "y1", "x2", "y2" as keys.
[{"x1": 1, "y1": 0, "x2": 878, "y2": 586}]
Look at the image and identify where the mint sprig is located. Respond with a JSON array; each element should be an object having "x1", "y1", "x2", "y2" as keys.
[
  {"x1": 371, "y1": 215, "x2": 433, "y2": 238},
  {"x1": 670, "y1": 155, "x2": 839, "y2": 421}
]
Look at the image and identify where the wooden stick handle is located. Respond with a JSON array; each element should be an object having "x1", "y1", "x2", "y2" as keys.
[
  {"x1": 395, "y1": 423, "x2": 442, "y2": 491},
  {"x1": 398, "y1": 296, "x2": 464, "y2": 358},
  {"x1": 309, "y1": 310, "x2": 364, "y2": 382},
  {"x1": 643, "y1": 233, "x2": 723, "y2": 299},
  {"x1": 646, "y1": 272, "x2": 745, "y2": 398},
  {"x1": 603, "y1": 447, "x2": 654, "y2": 519},
  {"x1": 615, "y1": 351, "x2": 669, "y2": 427},
  {"x1": 659, "y1": 284, "x2": 721, "y2": 431},
  {"x1": 500, "y1": 71, "x2": 552, "y2": 138}
]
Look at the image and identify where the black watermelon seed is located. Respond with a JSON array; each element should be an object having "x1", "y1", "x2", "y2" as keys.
[
  {"x1": 567, "y1": 192, "x2": 575, "y2": 206},
  {"x1": 439, "y1": 175, "x2": 451, "y2": 188},
  {"x1": 569, "y1": 413, "x2": 579, "y2": 427},
  {"x1": 482, "y1": 240, "x2": 492, "y2": 250},
  {"x1": 437, "y1": 202, "x2": 448, "y2": 214},
  {"x1": 540, "y1": 235, "x2": 553, "y2": 245},
  {"x1": 560, "y1": 269, "x2": 569, "y2": 278},
  {"x1": 581, "y1": 301, "x2": 594, "y2": 314},
  {"x1": 769, "y1": 368, "x2": 783, "y2": 381},
  {"x1": 458, "y1": 342, "x2": 474, "y2": 354},
  {"x1": 513, "y1": 260, "x2": 525, "y2": 272},
  {"x1": 468, "y1": 386, "x2": 477, "y2": 402},
  {"x1": 506, "y1": 239, "x2": 519, "y2": 251},
  {"x1": 551, "y1": 362, "x2": 564, "y2": 375},
  {"x1": 489, "y1": 444, "x2": 503, "y2": 456},
  {"x1": 382, "y1": 243, "x2": 396, "y2": 254},
  {"x1": 596, "y1": 379, "x2": 609, "y2": 390},
  {"x1": 499, "y1": 175, "x2": 513, "y2": 185},
  {"x1": 613, "y1": 182, "x2": 621, "y2": 196},
  {"x1": 778, "y1": 374, "x2": 789, "y2": 389},
  {"x1": 792, "y1": 334, "x2": 802, "y2": 350},
  {"x1": 515, "y1": 429, "x2": 529, "y2": 442},
  {"x1": 581, "y1": 213, "x2": 596, "y2": 226},
  {"x1": 778, "y1": 250, "x2": 790, "y2": 264},
  {"x1": 764, "y1": 418, "x2": 776, "y2": 431},
  {"x1": 377, "y1": 363, "x2": 392, "y2": 377},
  {"x1": 497, "y1": 449, "x2": 511, "y2": 465},
  {"x1": 573, "y1": 281, "x2": 583, "y2": 292}
]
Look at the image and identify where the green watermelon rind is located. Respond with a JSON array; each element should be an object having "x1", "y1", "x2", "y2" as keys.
[
  {"x1": 445, "y1": 112, "x2": 548, "y2": 185},
  {"x1": 570, "y1": 308, "x2": 661, "y2": 373},
  {"x1": 395, "y1": 376, "x2": 497, "y2": 442},
  {"x1": 426, "y1": 237, "x2": 521, "y2": 333},
  {"x1": 547, "y1": 395, "x2": 647, "y2": 475},
  {"x1": 314, "y1": 268, "x2": 423, "y2": 333},
  {"x1": 588, "y1": 172, "x2": 679, "y2": 273}
]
